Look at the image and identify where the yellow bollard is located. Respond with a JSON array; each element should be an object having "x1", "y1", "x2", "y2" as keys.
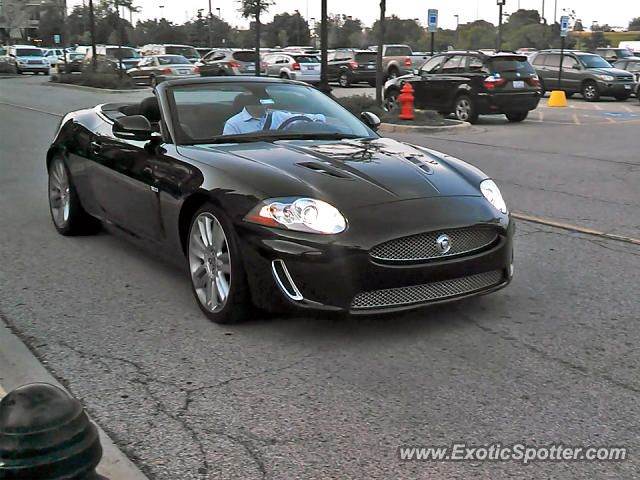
[{"x1": 547, "y1": 90, "x2": 567, "y2": 107}]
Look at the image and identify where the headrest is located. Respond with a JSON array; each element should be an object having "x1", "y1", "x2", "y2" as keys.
[{"x1": 140, "y1": 96, "x2": 160, "y2": 122}]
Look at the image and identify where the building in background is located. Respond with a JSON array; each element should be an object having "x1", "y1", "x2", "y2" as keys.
[{"x1": 0, "y1": 0, "x2": 47, "y2": 43}]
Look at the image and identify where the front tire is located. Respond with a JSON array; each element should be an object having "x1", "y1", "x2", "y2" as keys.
[
  {"x1": 505, "y1": 111, "x2": 529, "y2": 122},
  {"x1": 453, "y1": 95, "x2": 478, "y2": 123},
  {"x1": 383, "y1": 91, "x2": 399, "y2": 112},
  {"x1": 338, "y1": 71, "x2": 351, "y2": 88},
  {"x1": 187, "y1": 204, "x2": 252, "y2": 324},
  {"x1": 582, "y1": 81, "x2": 600, "y2": 102},
  {"x1": 48, "y1": 157, "x2": 101, "y2": 236},
  {"x1": 615, "y1": 94, "x2": 629, "y2": 101}
]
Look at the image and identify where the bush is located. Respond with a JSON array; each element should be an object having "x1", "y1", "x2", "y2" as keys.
[
  {"x1": 335, "y1": 94, "x2": 447, "y2": 126},
  {"x1": 51, "y1": 72, "x2": 136, "y2": 90}
]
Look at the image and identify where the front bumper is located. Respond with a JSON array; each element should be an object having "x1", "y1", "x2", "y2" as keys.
[
  {"x1": 16, "y1": 64, "x2": 49, "y2": 72},
  {"x1": 596, "y1": 81, "x2": 636, "y2": 96},
  {"x1": 476, "y1": 91, "x2": 542, "y2": 113},
  {"x1": 236, "y1": 196, "x2": 514, "y2": 315},
  {"x1": 352, "y1": 70, "x2": 377, "y2": 82}
]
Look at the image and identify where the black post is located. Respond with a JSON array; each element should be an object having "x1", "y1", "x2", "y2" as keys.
[
  {"x1": 319, "y1": 0, "x2": 329, "y2": 94},
  {"x1": 115, "y1": 0, "x2": 123, "y2": 78},
  {"x1": 497, "y1": 3, "x2": 503, "y2": 51},
  {"x1": 88, "y1": 0, "x2": 97, "y2": 71},
  {"x1": 254, "y1": 2, "x2": 261, "y2": 76},
  {"x1": 375, "y1": 0, "x2": 385, "y2": 106},
  {"x1": 558, "y1": 35, "x2": 565, "y2": 90},
  {"x1": 430, "y1": 31, "x2": 434, "y2": 55},
  {"x1": 61, "y1": 0, "x2": 68, "y2": 74},
  {"x1": 208, "y1": 0, "x2": 213, "y2": 48}
]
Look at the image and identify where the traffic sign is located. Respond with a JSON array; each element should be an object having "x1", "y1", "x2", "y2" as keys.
[
  {"x1": 497, "y1": 0, "x2": 506, "y2": 5},
  {"x1": 560, "y1": 15, "x2": 569, "y2": 37},
  {"x1": 54, "y1": 34, "x2": 61, "y2": 44},
  {"x1": 428, "y1": 9, "x2": 438, "y2": 33}
]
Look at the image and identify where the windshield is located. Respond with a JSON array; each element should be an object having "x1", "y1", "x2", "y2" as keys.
[
  {"x1": 232, "y1": 51, "x2": 257, "y2": 62},
  {"x1": 158, "y1": 55, "x2": 190, "y2": 65},
  {"x1": 166, "y1": 46, "x2": 199, "y2": 58},
  {"x1": 488, "y1": 57, "x2": 535, "y2": 74},
  {"x1": 616, "y1": 49, "x2": 634, "y2": 58},
  {"x1": 106, "y1": 47, "x2": 139, "y2": 59},
  {"x1": 579, "y1": 55, "x2": 612, "y2": 68},
  {"x1": 169, "y1": 82, "x2": 376, "y2": 144},
  {"x1": 16, "y1": 48, "x2": 43, "y2": 57}
]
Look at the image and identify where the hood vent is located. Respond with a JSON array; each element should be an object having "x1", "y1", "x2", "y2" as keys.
[
  {"x1": 404, "y1": 155, "x2": 434, "y2": 175},
  {"x1": 296, "y1": 162, "x2": 352, "y2": 179}
]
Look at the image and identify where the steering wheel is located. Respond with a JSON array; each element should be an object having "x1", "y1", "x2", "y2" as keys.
[{"x1": 277, "y1": 115, "x2": 314, "y2": 130}]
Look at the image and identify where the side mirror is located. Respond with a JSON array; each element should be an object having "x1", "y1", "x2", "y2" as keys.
[
  {"x1": 360, "y1": 111, "x2": 381, "y2": 132},
  {"x1": 413, "y1": 69, "x2": 420, "y2": 75},
  {"x1": 113, "y1": 115, "x2": 152, "y2": 141},
  {"x1": 572, "y1": 64, "x2": 581, "y2": 70}
]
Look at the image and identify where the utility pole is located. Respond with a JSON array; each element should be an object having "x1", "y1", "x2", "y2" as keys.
[
  {"x1": 208, "y1": 0, "x2": 213, "y2": 48},
  {"x1": 254, "y1": 0, "x2": 261, "y2": 76},
  {"x1": 497, "y1": 0, "x2": 505, "y2": 51},
  {"x1": 553, "y1": 0, "x2": 558, "y2": 24},
  {"x1": 376, "y1": 0, "x2": 385, "y2": 106},
  {"x1": 541, "y1": 0, "x2": 545, "y2": 23},
  {"x1": 88, "y1": 0, "x2": 97, "y2": 71},
  {"x1": 115, "y1": 0, "x2": 123, "y2": 77},
  {"x1": 454, "y1": 14, "x2": 459, "y2": 48}
]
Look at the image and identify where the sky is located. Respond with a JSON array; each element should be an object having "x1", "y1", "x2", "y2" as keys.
[{"x1": 69, "y1": 0, "x2": 634, "y2": 31}]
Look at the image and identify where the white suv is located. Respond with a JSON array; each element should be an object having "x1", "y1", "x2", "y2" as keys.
[{"x1": 7, "y1": 45, "x2": 49, "y2": 75}]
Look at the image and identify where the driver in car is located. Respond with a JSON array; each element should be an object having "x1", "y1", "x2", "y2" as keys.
[{"x1": 223, "y1": 94, "x2": 326, "y2": 135}]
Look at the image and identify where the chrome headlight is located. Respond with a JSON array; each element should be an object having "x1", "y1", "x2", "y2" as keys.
[
  {"x1": 245, "y1": 197, "x2": 347, "y2": 234},
  {"x1": 480, "y1": 179, "x2": 507, "y2": 214},
  {"x1": 595, "y1": 74, "x2": 614, "y2": 82}
]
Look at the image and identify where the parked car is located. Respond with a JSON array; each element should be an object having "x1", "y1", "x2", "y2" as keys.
[
  {"x1": 195, "y1": 47, "x2": 212, "y2": 58},
  {"x1": 45, "y1": 76, "x2": 514, "y2": 323},
  {"x1": 263, "y1": 52, "x2": 320, "y2": 83},
  {"x1": 594, "y1": 48, "x2": 640, "y2": 63},
  {"x1": 6, "y1": 45, "x2": 49, "y2": 75},
  {"x1": 83, "y1": 45, "x2": 140, "y2": 72},
  {"x1": 196, "y1": 49, "x2": 266, "y2": 76},
  {"x1": 613, "y1": 59, "x2": 640, "y2": 95},
  {"x1": 43, "y1": 48, "x2": 64, "y2": 68},
  {"x1": 0, "y1": 46, "x2": 10, "y2": 65},
  {"x1": 140, "y1": 44, "x2": 200, "y2": 63},
  {"x1": 379, "y1": 44, "x2": 430, "y2": 79},
  {"x1": 127, "y1": 54, "x2": 199, "y2": 86},
  {"x1": 530, "y1": 50, "x2": 636, "y2": 101},
  {"x1": 58, "y1": 52, "x2": 86, "y2": 73},
  {"x1": 618, "y1": 41, "x2": 640, "y2": 55},
  {"x1": 384, "y1": 51, "x2": 542, "y2": 123},
  {"x1": 327, "y1": 49, "x2": 377, "y2": 87}
]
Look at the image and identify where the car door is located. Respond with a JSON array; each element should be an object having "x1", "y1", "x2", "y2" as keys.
[
  {"x1": 327, "y1": 52, "x2": 341, "y2": 80},
  {"x1": 412, "y1": 55, "x2": 452, "y2": 110},
  {"x1": 531, "y1": 53, "x2": 548, "y2": 87},
  {"x1": 543, "y1": 53, "x2": 561, "y2": 90},
  {"x1": 560, "y1": 55, "x2": 580, "y2": 93},
  {"x1": 88, "y1": 119, "x2": 163, "y2": 240}
]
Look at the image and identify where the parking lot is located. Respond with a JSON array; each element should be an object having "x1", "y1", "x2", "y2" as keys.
[{"x1": 1, "y1": 74, "x2": 638, "y2": 479}]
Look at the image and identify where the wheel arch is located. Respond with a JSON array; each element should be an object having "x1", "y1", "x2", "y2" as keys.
[{"x1": 178, "y1": 191, "x2": 223, "y2": 255}]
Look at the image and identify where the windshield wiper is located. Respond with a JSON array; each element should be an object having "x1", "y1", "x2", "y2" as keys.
[{"x1": 194, "y1": 132, "x2": 373, "y2": 145}]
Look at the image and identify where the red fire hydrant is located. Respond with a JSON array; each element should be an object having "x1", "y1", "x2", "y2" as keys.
[{"x1": 398, "y1": 82, "x2": 415, "y2": 120}]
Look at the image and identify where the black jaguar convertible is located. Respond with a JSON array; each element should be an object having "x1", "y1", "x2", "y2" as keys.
[{"x1": 47, "y1": 77, "x2": 514, "y2": 323}]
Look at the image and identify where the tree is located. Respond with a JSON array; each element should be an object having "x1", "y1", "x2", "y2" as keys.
[
  {"x1": 264, "y1": 12, "x2": 310, "y2": 47},
  {"x1": 239, "y1": 0, "x2": 274, "y2": 75},
  {"x1": 457, "y1": 20, "x2": 496, "y2": 50},
  {"x1": 573, "y1": 19, "x2": 584, "y2": 31},
  {"x1": 584, "y1": 31, "x2": 607, "y2": 50},
  {"x1": 370, "y1": 16, "x2": 423, "y2": 48},
  {"x1": 629, "y1": 17, "x2": 640, "y2": 31},
  {"x1": 37, "y1": 1, "x2": 65, "y2": 46}
]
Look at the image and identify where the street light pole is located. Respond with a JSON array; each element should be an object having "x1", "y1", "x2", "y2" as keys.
[
  {"x1": 319, "y1": 0, "x2": 329, "y2": 94},
  {"x1": 554, "y1": 0, "x2": 558, "y2": 24},
  {"x1": 88, "y1": 0, "x2": 97, "y2": 71},
  {"x1": 497, "y1": 0, "x2": 505, "y2": 51},
  {"x1": 208, "y1": 0, "x2": 213, "y2": 48},
  {"x1": 454, "y1": 14, "x2": 459, "y2": 48}
]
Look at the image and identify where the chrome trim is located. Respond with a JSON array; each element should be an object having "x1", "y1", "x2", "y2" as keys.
[{"x1": 271, "y1": 259, "x2": 303, "y2": 301}]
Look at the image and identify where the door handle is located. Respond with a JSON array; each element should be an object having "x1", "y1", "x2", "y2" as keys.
[{"x1": 90, "y1": 141, "x2": 102, "y2": 154}]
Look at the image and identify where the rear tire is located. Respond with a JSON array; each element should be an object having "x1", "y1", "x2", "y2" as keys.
[
  {"x1": 582, "y1": 80, "x2": 600, "y2": 102},
  {"x1": 505, "y1": 111, "x2": 529, "y2": 122},
  {"x1": 280, "y1": 72, "x2": 289, "y2": 79},
  {"x1": 48, "y1": 157, "x2": 101, "y2": 236},
  {"x1": 338, "y1": 71, "x2": 351, "y2": 88},
  {"x1": 187, "y1": 203, "x2": 253, "y2": 324},
  {"x1": 387, "y1": 67, "x2": 399, "y2": 80},
  {"x1": 383, "y1": 91, "x2": 399, "y2": 112},
  {"x1": 453, "y1": 95, "x2": 478, "y2": 123},
  {"x1": 538, "y1": 78, "x2": 546, "y2": 96}
]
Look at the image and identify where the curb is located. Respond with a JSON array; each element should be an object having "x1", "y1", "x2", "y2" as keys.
[
  {"x1": 379, "y1": 120, "x2": 470, "y2": 134},
  {"x1": 0, "y1": 318, "x2": 149, "y2": 480},
  {"x1": 47, "y1": 81, "x2": 150, "y2": 94}
]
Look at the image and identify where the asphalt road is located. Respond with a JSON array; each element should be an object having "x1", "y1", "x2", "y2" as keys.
[{"x1": 0, "y1": 75, "x2": 638, "y2": 479}]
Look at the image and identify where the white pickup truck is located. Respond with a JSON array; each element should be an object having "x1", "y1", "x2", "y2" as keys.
[{"x1": 368, "y1": 44, "x2": 431, "y2": 79}]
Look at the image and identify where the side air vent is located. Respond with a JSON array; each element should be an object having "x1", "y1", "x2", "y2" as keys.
[
  {"x1": 272, "y1": 260, "x2": 304, "y2": 301},
  {"x1": 296, "y1": 162, "x2": 351, "y2": 179},
  {"x1": 404, "y1": 155, "x2": 433, "y2": 175}
]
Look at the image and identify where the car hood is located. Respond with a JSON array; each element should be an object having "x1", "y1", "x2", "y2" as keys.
[
  {"x1": 177, "y1": 137, "x2": 482, "y2": 209},
  {"x1": 587, "y1": 67, "x2": 633, "y2": 75}
]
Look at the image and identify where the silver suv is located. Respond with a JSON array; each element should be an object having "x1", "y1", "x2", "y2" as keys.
[
  {"x1": 263, "y1": 53, "x2": 320, "y2": 84},
  {"x1": 7, "y1": 45, "x2": 49, "y2": 75}
]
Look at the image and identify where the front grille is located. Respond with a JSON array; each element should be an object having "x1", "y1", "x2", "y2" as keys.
[
  {"x1": 351, "y1": 270, "x2": 504, "y2": 310},
  {"x1": 616, "y1": 75, "x2": 634, "y2": 82},
  {"x1": 28, "y1": 60, "x2": 44, "y2": 64},
  {"x1": 370, "y1": 227, "x2": 498, "y2": 262}
]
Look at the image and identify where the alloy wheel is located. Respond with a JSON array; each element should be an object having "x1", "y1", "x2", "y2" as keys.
[
  {"x1": 49, "y1": 159, "x2": 71, "y2": 228},
  {"x1": 455, "y1": 98, "x2": 472, "y2": 121},
  {"x1": 188, "y1": 213, "x2": 232, "y2": 313}
]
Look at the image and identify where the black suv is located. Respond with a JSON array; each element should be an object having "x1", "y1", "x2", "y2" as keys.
[
  {"x1": 383, "y1": 51, "x2": 542, "y2": 123},
  {"x1": 327, "y1": 49, "x2": 378, "y2": 87},
  {"x1": 530, "y1": 50, "x2": 636, "y2": 101}
]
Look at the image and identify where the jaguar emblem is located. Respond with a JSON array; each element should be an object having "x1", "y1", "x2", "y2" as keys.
[{"x1": 436, "y1": 234, "x2": 451, "y2": 254}]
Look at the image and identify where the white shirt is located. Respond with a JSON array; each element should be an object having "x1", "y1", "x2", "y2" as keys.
[{"x1": 222, "y1": 108, "x2": 326, "y2": 136}]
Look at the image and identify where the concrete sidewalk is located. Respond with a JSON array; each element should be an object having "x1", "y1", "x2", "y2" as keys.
[{"x1": 0, "y1": 317, "x2": 149, "y2": 480}]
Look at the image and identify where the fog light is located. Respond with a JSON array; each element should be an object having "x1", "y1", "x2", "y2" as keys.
[{"x1": 509, "y1": 263, "x2": 515, "y2": 278}]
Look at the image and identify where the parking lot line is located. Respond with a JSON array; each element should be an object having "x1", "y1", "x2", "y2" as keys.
[
  {"x1": 593, "y1": 104, "x2": 602, "y2": 110},
  {"x1": 0, "y1": 383, "x2": 5, "y2": 399},
  {"x1": 573, "y1": 114, "x2": 581, "y2": 125},
  {"x1": 513, "y1": 212, "x2": 640, "y2": 246}
]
